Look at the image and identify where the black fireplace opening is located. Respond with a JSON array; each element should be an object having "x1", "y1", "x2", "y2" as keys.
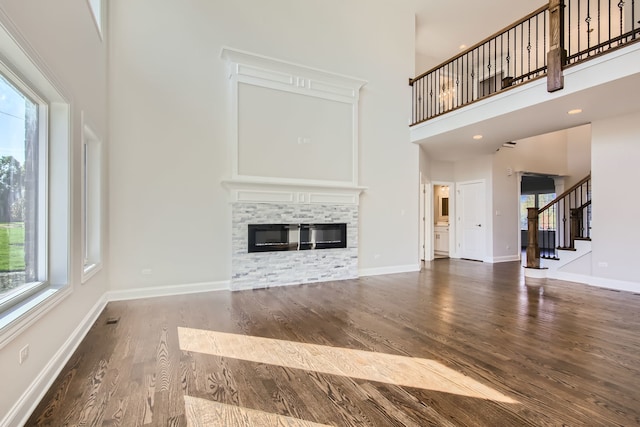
[{"x1": 248, "y1": 223, "x2": 347, "y2": 253}]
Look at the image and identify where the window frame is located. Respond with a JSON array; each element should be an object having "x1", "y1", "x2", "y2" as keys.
[
  {"x1": 520, "y1": 192, "x2": 557, "y2": 231},
  {"x1": 0, "y1": 19, "x2": 71, "y2": 349},
  {"x1": 86, "y1": 0, "x2": 103, "y2": 40},
  {"x1": 81, "y1": 114, "x2": 102, "y2": 283}
]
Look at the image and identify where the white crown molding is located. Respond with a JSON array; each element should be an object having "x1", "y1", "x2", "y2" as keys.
[{"x1": 221, "y1": 47, "x2": 367, "y2": 98}]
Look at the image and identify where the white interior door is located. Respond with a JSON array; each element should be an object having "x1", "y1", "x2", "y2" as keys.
[{"x1": 457, "y1": 181, "x2": 486, "y2": 261}]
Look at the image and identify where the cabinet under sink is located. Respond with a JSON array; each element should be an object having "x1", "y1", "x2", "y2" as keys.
[{"x1": 434, "y1": 224, "x2": 449, "y2": 254}]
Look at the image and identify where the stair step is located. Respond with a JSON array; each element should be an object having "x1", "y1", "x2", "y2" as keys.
[
  {"x1": 557, "y1": 247, "x2": 577, "y2": 252},
  {"x1": 541, "y1": 256, "x2": 560, "y2": 260},
  {"x1": 574, "y1": 237, "x2": 592, "y2": 241}
]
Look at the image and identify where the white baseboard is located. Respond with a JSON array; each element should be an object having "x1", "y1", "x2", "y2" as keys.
[
  {"x1": 549, "y1": 271, "x2": 640, "y2": 293},
  {"x1": 108, "y1": 280, "x2": 230, "y2": 301},
  {"x1": 488, "y1": 255, "x2": 521, "y2": 264},
  {"x1": 2, "y1": 294, "x2": 108, "y2": 427},
  {"x1": 359, "y1": 264, "x2": 421, "y2": 277}
]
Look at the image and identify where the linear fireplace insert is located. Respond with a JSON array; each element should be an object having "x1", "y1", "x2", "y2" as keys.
[{"x1": 248, "y1": 223, "x2": 347, "y2": 253}]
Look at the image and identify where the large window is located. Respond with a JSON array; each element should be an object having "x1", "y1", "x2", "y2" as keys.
[
  {"x1": 0, "y1": 21, "x2": 70, "y2": 343},
  {"x1": 0, "y1": 71, "x2": 47, "y2": 312},
  {"x1": 520, "y1": 192, "x2": 557, "y2": 230}
]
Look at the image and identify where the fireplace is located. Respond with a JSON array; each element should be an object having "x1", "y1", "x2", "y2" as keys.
[{"x1": 248, "y1": 223, "x2": 347, "y2": 253}]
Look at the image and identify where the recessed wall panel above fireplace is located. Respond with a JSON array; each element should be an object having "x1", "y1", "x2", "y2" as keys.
[{"x1": 221, "y1": 48, "x2": 366, "y2": 188}]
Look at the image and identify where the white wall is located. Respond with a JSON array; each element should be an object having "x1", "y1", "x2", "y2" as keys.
[
  {"x1": 491, "y1": 155, "x2": 520, "y2": 261},
  {"x1": 108, "y1": 0, "x2": 419, "y2": 289},
  {"x1": 430, "y1": 158, "x2": 455, "y2": 182},
  {"x1": 0, "y1": 0, "x2": 108, "y2": 422},
  {"x1": 591, "y1": 111, "x2": 640, "y2": 287},
  {"x1": 565, "y1": 124, "x2": 591, "y2": 188}
]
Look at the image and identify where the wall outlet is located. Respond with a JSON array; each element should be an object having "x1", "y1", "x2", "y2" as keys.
[
  {"x1": 141, "y1": 268, "x2": 152, "y2": 275},
  {"x1": 19, "y1": 344, "x2": 29, "y2": 364},
  {"x1": 598, "y1": 262, "x2": 608, "y2": 268}
]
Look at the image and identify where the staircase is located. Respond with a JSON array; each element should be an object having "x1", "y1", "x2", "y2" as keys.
[{"x1": 525, "y1": 174, "x2": 592, "y2": 280}]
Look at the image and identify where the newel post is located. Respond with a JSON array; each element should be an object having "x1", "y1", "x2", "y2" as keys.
[
  {"x1": 547, "y1": 0, "x2": 566, "y2": 92},
  {"x1": 526, "y1": 207, "x2": 540, "y2": 268}
]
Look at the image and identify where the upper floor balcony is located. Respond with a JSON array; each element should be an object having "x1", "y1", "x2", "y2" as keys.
[{"x1": 411, "y1": 0, "x2": 640, "y2": 160}]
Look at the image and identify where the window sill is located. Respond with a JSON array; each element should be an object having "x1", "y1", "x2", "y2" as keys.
[
  {"x1": 0, "y1": 284, "x2": 71, "y2": 350},
  {"x1": 82, "y1": 263, "x2": 102, "y2": 284}
]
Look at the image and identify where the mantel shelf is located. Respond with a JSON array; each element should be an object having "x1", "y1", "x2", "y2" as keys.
[{"x1": 222, "y1": 178, "x2": 367, "y2": 206}]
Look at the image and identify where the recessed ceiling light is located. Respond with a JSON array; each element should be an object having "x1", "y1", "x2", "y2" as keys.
[
  {"x1": 473, "y1": 134, "x2": 483, "y2": 140},
  {"x1": 459, "y1": 44, "x2": 467, "y2": 50},
  {"x1": 568, "y1": 109, "x2": 583, "y2": 115}
]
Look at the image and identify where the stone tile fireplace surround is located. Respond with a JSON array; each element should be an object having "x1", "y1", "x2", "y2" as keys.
[{"x1": 231, "y1": 202, "x2": 358, "y2": 291}]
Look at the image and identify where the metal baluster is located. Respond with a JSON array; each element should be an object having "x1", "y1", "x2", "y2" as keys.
[
  {"x1": 598, "y1": 0, "x2": 601, "y2": 50},
  {"x1": 619, "y1": 0, "x2": 625, "y2": 44},
  {"x1": 609, "y1": 0, "x2": 612, "y2": 46},
  {"x1": 633, "y1": 0, "x2": 636, "y2": 39},
  {"x1": 568, "y1": 0, "x2": 573, "y2": 60},
  {"x1": 579, "y1": 0, "x2": 583, "y2": 58},
  {"x1": 586, "y1": 0, "x2": 592, "y2": 55}
]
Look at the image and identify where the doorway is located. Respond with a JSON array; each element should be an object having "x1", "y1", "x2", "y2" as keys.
[{"x1": 433, "y1": 184, "x2": 450, "y2": 259}]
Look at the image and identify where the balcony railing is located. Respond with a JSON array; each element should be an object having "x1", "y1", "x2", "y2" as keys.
[
  {"x1": 410, "y1": 0, "x2": 639, "y2": 126},
  {"x1": 410, "y1": 5, "x2": 549, "y2": 125},
  {"x1": 565, "y1": 0, "x2": 640, "y2": 64}
]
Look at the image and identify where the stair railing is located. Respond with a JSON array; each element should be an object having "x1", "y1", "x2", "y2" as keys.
[{"x1": 526, "y1": 174, "x2": 591, "y2": 268}]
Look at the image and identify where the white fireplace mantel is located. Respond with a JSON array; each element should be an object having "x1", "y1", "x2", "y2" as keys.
[{"x1": 222, "y1": 177, "x2": 366, "y2": 206}]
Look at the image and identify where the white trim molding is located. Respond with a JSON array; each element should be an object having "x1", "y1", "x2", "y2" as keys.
[
  {"x1": 108, "y1": 280, "x2": 230, "y2": 302},
  {"x1": 220, "y1": 47, "x2": 367, "y2": 188},
  {"x1": 359, "y1": 264, "x2": 422, "y2": 277},
  {"x1": 488, "y1": 255, "x2": 521, "y2": 263},
  {"x1": 222, "y1": 178, "x2": 366, "y2": 206}
]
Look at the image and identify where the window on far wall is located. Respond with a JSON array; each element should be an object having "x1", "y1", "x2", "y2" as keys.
[
  {"x1": 87, "y1": 0, "x2": 103, "y2": 38},
  {"x1": 520, "y1": 192, "x2": 557, "y2": 230},
  {"x1": 0, "y1": 70, "x2": 47, "y2": 313},
  {"x1": 81, "y1": 118, "x2": 102, "y2": 282}
]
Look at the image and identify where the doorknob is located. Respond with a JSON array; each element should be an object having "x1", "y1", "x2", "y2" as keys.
[{"x1": 476, "y1": 224, "x2": 482, "y2": 227}]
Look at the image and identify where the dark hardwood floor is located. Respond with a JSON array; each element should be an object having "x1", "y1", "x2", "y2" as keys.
[{"x1": 26, "y1": 259, "x2": 640, "y2": 426}]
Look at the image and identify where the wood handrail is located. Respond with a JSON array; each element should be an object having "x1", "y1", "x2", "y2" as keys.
[
  {"x1": 409, "y1": 4, "x2": 549, "y2": 85},
  {"x1": 538, "y1": 174, "x2": 591, "y2": 214}
]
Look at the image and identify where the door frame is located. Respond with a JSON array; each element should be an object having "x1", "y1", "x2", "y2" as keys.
[{"x1": 426, "y1": 181, "x2": 456, "y2": 261}]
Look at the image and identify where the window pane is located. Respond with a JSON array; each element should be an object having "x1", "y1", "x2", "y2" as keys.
[
  {"x1": 0, "y1": 74, "x2": 39, "y2": 301},
  {"x1": 538, "y1": 193, "x2": 557, "y2": 230},
  {"x1": 520, "y1": 194, "x2": 535, "y2": 230}
]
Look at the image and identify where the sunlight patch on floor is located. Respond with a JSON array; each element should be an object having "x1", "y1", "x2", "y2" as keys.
[
  {"x1": 178, "y1": 327, "x2": 517, "y2": 404},
  {"x1": 184, "y1": 397, "x2": 331, "y2": 427}
]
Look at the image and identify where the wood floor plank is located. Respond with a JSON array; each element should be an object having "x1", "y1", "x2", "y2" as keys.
[{"x1": 25, "y1": 260, "x2": 640, "y2": 426}]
